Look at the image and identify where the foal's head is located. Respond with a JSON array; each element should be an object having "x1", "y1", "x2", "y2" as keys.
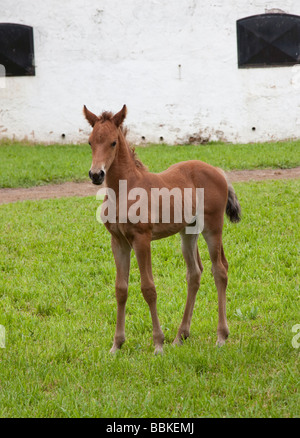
[{"x1": 83, "y1": 105, "x2": 127, "y2": 185}]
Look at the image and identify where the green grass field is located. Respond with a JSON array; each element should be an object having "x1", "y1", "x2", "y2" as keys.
[
  {"x1": 0, "y1": 141, "x2": 299, "y2": 418},
  {"x1": 0, "y1": 139, "x2": 299, "y2": 188},
  {"x1": 0, "y1": 179, "x2": 299, "y2": 417}
]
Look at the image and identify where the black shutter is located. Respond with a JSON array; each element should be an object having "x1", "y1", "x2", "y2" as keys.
[
  {"x1": 237, "y1": 14, "x2": 300, "y2": 68},
  {"x1": 0, "y1": 23, "x2": 35, "y2": 76}
]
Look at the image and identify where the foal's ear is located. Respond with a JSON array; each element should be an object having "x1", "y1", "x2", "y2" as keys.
[
  {"x1": 83, "y1": 105, "x2": 99, "y2": 127},
  {"x1": 112, "y1": 105, "x2": 127, "y2": 127}
]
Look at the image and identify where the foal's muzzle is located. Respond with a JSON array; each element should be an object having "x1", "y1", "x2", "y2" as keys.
[{"x1": 89, "y1": 169, "x2": 105, "y2": 185}]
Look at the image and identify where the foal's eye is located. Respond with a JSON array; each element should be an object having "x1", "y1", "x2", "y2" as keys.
[{"x1": 111, "y1": 141, "x2": 117, "y2": 147}]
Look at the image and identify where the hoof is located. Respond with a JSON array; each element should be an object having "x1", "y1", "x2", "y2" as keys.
[
  {"x1": 154, "y1": 345, "x2": 163, "y2": 355},
  {"x1": 110, "y1": 345, "x2": 121, "y2": 354},
  {"x1": 110, "y1": 336, "x2": 125, "y2": 354},
  {"x1": 217, "y1": 326, "x2": 229, "y2": 347},
  {"x1": 216, "y1": 332, "x2": 229, "y2": 347},
  {"x1": 172, "y1": 330, "x2": 189, "y2": 346},
  {"x1": 216, "y1": 338, "x2": 226, "y2": 347},
  {"x1": 172, "y1": 337, "x2": 183, "y2": 346}
]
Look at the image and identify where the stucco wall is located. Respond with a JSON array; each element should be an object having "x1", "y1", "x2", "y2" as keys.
[{"x1": 1, "y1": 0, "x2": 300, "y2": 144}]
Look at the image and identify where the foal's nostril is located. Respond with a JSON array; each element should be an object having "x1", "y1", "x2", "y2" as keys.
[{"x1": 89, "y1": 169, "x2": 105, "y2": 185}]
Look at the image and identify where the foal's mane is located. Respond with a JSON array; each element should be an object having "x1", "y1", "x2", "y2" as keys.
[{"x1": 99, "y1": 111, "x2": 146, "y2": 170}]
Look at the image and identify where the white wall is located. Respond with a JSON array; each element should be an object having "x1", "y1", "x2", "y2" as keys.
[{"x1": 1, "y1": 0, "x2": 300, "y2": 144}]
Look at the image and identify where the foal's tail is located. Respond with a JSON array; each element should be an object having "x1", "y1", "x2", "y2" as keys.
[
  {"x1": 216, "y1": 167, "x2": 241, "y2": 223},
  {"x1": 226, "y1": 182, "x2": 241, "y2": 223}
]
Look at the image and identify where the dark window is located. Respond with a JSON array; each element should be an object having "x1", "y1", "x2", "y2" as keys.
[
  {"x1": 237, "y1": 13, "x2": 300, "y2": 68},
  {"x1": 0, "y1": 23, "x2": 35, "y2": 76}
]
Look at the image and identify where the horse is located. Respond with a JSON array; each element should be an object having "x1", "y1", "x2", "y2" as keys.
[{"x1": 83, "y1": 104, "x2": 241, "y2": 354}]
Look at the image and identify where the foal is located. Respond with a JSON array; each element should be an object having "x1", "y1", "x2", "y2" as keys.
[{"x1": 83, "y1": 105, "x2": 241, "y2": 354}]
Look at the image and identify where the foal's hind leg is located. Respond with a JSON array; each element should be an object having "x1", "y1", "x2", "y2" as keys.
[
  {"x1": 173, "y1": 230, "x2": 203, "y2": 345},
  {"x1": 203, "y1": 230, "x2": 229, "y2": 346},
  {"x1": 110, "y1": 236, "x2": 131, "y2": 353}
]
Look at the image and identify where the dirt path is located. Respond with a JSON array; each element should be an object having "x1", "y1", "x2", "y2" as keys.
[{"x1": 0, "y1": 167, "x2": 299, "y2": 205}]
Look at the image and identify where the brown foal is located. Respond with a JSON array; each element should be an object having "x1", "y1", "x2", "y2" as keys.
[{"x1": 84, "y1": 104, "x2": 241, "y2": 354}]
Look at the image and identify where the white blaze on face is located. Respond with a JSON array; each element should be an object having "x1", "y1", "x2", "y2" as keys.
[{"x1": 91, "y1": 163, "x2": 106, "y2": 174}]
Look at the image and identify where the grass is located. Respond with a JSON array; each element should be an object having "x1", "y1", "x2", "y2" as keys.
[
  {"x1": 0, "y1": 138, "x2": 299, "y2": 188},
  {"x1": 0, "y1": 179, "x2": 299, "y2": 417}
]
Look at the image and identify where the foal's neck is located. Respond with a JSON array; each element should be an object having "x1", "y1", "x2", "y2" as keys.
[{"x1": 106, "y1": 130, "x2": 140, "y2": 193}]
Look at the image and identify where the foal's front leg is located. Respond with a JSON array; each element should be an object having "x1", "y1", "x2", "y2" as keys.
[
  {"x1": 110, "y1": 236, "x2": 131, "y2": 353},
  {"x1": 132, "y1": 236, "x2": 164, "y2": 354}
]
